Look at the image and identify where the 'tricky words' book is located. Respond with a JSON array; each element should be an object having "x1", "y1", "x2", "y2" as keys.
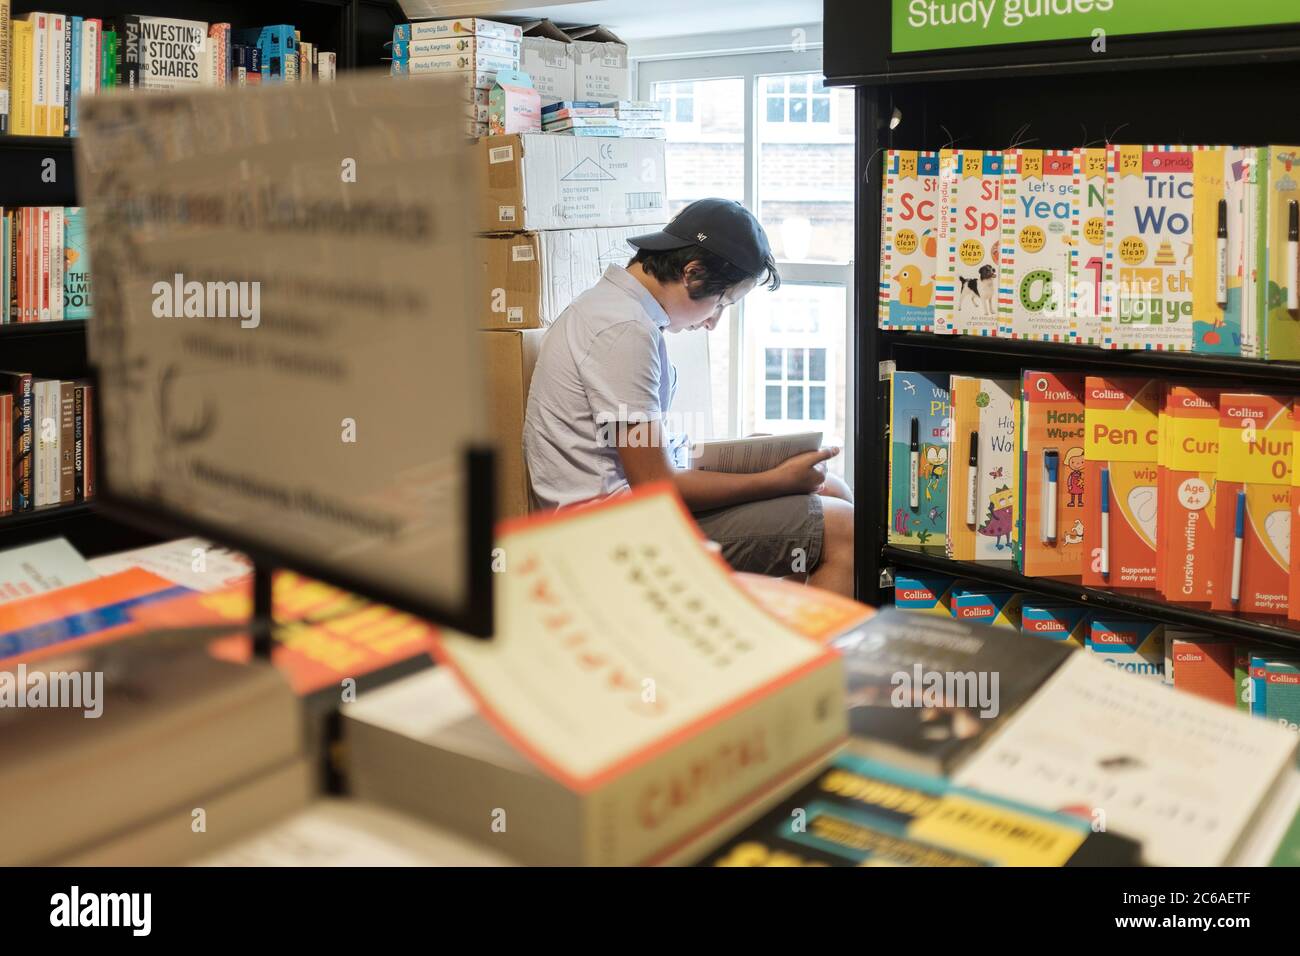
[
  {"x1": 1105, "y1": 145, "x2": 1195, "y2": 352},
  {"x1": 946, "y1": 375, "x2": 1018, "y2": 561},
  {"x1": 936, "y1": 149, "x2": 1003, "y2": 337},
  {"x1": 1001, "y1": 148, "x2": 1075, "y2": 341},
  {"x1": 888, "y1": 371, "x2": 950, "y2": 548},
  {"x1": 1081, "y1": 377, "x2": 1160, "y2": 590},
  {"x1": 878, "y1": 150, "x2": 939, "y2": 331},
  {"x1": 1019, "y1": 370, "x2": 1085, "y2": 578},
  {"x1": 1212, "y1": 393, "x2": 1292, "y2": 617}
]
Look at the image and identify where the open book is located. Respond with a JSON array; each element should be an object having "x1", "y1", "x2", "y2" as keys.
[{"x1": 689, "y1": 431, "x2": 823, "y2": 474}]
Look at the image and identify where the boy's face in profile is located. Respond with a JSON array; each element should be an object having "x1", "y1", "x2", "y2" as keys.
[{"x1": 665, "y1": 271, "x2": 757, "y2": 334}]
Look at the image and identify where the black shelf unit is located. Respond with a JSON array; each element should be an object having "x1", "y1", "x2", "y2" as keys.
[{"x1": 824, "y1": 4, "x2": 1300, "y2": 650}]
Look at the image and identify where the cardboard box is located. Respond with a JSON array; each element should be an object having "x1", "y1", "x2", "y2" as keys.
[
  {"x1": 402, "y1": 36, "x2": 520, "y2": 59},
  {"x1": 407, "y1": 51, "x2": 518, "y2": 74},
  {"x1": 483, "y1": 329, "x2": 544, "y2": 518},
  {"x1": 521, "y1": 35, "x2": 575, "y2": 106},
  {"x1": 395, "y1": 18, "x2": 523, "y2": 43},
  {"x1": 488, "y1": 69, "x2": 541, "y2": 136},
  {"x1": 477, "y1": 224, "x2": 663, "y2": 330},
  {"x1": 477, "y1": 133, "x2": 667, "y2": 231},
  {"x1": 567, "y1": 26, "x2": 629, "y2": 102}
]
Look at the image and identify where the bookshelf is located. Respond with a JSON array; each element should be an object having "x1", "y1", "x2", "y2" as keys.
[
  {"x1": 824, "y1": 5, "x2": 1300, "y2": 651},
  {"x1": 0, "y1": 0, "x2": 405, "y2": 559}
]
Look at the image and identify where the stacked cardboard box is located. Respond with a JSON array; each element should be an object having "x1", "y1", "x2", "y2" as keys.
[
  {"x1": 389, "y1": 17, "x2": 524, "y2": 137},
  {"x1": 518, "y1": 20, "x2": 630, "y2": 107}
]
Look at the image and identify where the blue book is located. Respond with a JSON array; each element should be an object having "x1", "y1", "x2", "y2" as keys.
[
  {"x1": 69, "y1": 18, "x2": 82, "y2": 137},
  {"x1": 888, "y1": 371, "x2": 950, "y2": 547},
  {"x1": 1261, "y1": 657, "x2": 1300, "y2": 733},
  {"x1": 233, "y1": 26, "x2": 296, "y2": 82},
  {"x1": 1251, "y1": 654, "x2": 1270, "y2": 718},
  {"x1": 63, "y1": 208, "x2": 91, "y2": 321}
]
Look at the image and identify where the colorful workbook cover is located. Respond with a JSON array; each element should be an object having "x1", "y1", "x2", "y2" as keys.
[
  {"x1": 1170, "y1": 636, "x2": 1237, "y2": 709},
  {"x1": 879, "y1": 150, "x2": 939, "y2": 331},
  {"x1": 1086, "y1": 616, "x2": 1165, "y2": 681},
  {"x1": 1261, "y1": 657, "x2": 1300, "y2": 733},
  {"x1": 947, "y1": 376, "x2": 1018, "y2": 561},
  {"x1": 1290, "y1": 428, "x2": 1300, "y2": 621},
  {"x1": 63, "y1": 207, "x2": 91, "y2": 321},
  {"x1": 1070, "y1": 147, "x2": 1109, "y2": 346},
  {"x1": 893, "y1": 570, "x2": 957, "y2": 617},
  {"x1": 1104, "y1": 145, "x2": 1195, "y2": 351},
  {"x1": 949, "y1": 583, "x2": 1023, "y2": 631},
  {"x1": 888, "y1": 371, "x2": 950, "y2": 547},
  {"x1": 1239, "y1": 149, "x2": 1266, "y2": 357},
  {"x1": 1191, "y1": 147, "x2": 1239, "y2": 354},
  {"x1": 1019, "y1": 370, "x2": 1085, "y2": 578},
  {"x1": 1236, "y1": 647, "x2": 1256, "y2": 712},
  {"x1": 935, "y1": 149, "x2": 1003, "y2": 337},
  {"x1": 1212, "y1": 393, "x2": 1292, "y2": 617},
  {"x1": 1081, "y1": 377, "x2": 1160, "y2": 590},
  {"x1": 1259, "y1": 146, "x2": 1300, "y2": 360},
  {"x1": 1020, "y1": 602, "x2": 1087, "y2": 647},
  {"x1": 1001, "y1": 148, "x2": 1075, "y2": 341},
  {"x1": 1157, "y1": 385, "x2": 1219, "y2": 603}
]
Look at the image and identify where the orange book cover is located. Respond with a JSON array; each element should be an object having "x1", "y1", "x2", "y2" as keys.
[
  {"x1": 1170, "y1": 636, "x2": 1236, "y2": 709},
  {"x1": 733, "y1": 573, "x2": 874, "y2": 644},
  {"x1": 1157, "y1": 385, "x2": 1220, "y2": 603},
  {"x1": 1212, "y1": 393, "x2": 1292, "y2": 616},
  {"x1": 0, "y1": 568, "x2": 191, "y2": 664},
  {"x1": 1293, "y1": 430, "x2": 1300, "y2": 620},
  {"x1": 1081, "y1": 377, "x2": 1160, "y2": 589},
  {"x1": 1019, "y1": 370, "x2": 1085, "y2": 577}
]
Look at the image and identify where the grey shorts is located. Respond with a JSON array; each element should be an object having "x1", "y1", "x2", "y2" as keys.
[{"x1": 692, "y1": 494, "x2": 824, "y2": 577}]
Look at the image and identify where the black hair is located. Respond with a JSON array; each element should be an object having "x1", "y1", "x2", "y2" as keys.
[{"x1": 630, "y1": 245, "x2": 781, "y2": 299}]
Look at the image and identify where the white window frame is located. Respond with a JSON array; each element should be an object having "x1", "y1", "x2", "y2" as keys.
[{"x1": 637, "y1": 50, "x2": 855, "y2": 485}]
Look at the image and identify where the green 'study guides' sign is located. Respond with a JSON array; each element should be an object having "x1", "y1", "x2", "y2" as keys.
[{"x1": 893, "y1": 0, "x2": 1300, "y2": 53}]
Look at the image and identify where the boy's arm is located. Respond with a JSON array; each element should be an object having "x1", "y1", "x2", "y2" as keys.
[{"x1": 617, "y1": 421, "x2": 839, "y2": 512}]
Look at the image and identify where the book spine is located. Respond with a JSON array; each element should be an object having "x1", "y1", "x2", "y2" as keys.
[
  {"x1": 0, "y1": 0, "x2": 10, "y2": 134},
  {"x1": 22, "y1": 206, "x2": 33, "y2": 320},
  {"x1": 82, "y1": 383, "x2": 94, "y2": 499},
  {"x1": 10, "y1": 208, "x2": 20, "y2": 322},
  {"x1": 48, "y1": 207, "x2": 62, "y2": 321},
  {"x1": 39, "y1": 207, "x2": 50, "y2": 321},
  {"x1": 12, "y1": 373, "x2": 31, "y2": 510},
  {"x1": 101, "y1": 31, "x2": 114, "y2": 89},
  {"x1": 30, "y1": 13, "x2": 47, "y2": 136},
  {"x1": 318, "y1": 51, "x2": 335, "y2": 82},
  {"x1": 47, "y1": 14, "x2": 65, "y2": 136},
  {"x1": 57, "y1": 15, "x2": 70, "y2": 137},
  {"x1": 68, "y1": 17, "x2": 79, "y2": 137},
  {"x1": 0, "y1": 211, "x2": 7, "y2": 324},
  {"x1": 58, "y1": 380, "x2": 74, "y2": 504},
  {"x1": 11, "y1": 19, "x2": 30, "y2": 135},
  {"x1": 0, "y1": 394, "x2": 10, "y2": 515},
  {"x1": 81, "y1": 19, "x2": 99, "y2": 105},
  {"x1": 117, "y1": 16, "x2": 141, "y2": 90},
  {"x1": 72, "y1": 383, "x2": 83, "y2": 501},
  {"x1": 63, "y1": 206, "x2": 89, "y2": 320}
]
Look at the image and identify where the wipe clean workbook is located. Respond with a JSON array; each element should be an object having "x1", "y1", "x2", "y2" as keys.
[
  {"x1": 947, "y1": 375, "x2": 1019, "y2": 562},
  {"x1": 935, "y1": 149, "x2": 1003, "y2": 337},
  {"x1": 879, "y1": 150, "x2": 940, "y2": 331},
  {"x1": 1001, "y1": 149, "x2": 1076, "y2": 341},
  {"x1": 1070, "y1": 147, "x2": 1109, "y2": 347},
  {"x1": 888, "y1": 371, "x2": 950, "y2": 547}
]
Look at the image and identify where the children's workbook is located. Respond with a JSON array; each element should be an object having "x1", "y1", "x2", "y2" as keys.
[
  {"x1": 1170, "y1": 636, "x2": 1236, "y2": 709},
  {"x1": 1081, "y1": 377, "x2": 1160, "y2": 590},
  {"x1": 1018, "y1": 370, "x2": 1085, "y2": 578},
  {"x1": 1157, "y1": 385, "x2": 1219, "y2": 603},
  {"x1": 946, "y1": 376, "x2": 1018, "y2": 561},
  {"x1": 1070, "y1": 147, "x2": 1109, "y2": 346},
  {"x1": 1191, "y1": 147, "x2": 1237, "y2": 354},
  {"x1": 1001, "y1": 149, "x2": 1075, "y2": 341},
  {"x1": 1258, "y1": 146, "x2": 1300, "y2": 360},
  {"x1": 1212, "y1": 393, "x2": 1292, "y2": 617},
  {"x1": 1239, "y1": 150, "x2": 1265, "y2": 357},
  {"x1": 949, "y1": 583, "x2": 1023, "y2": 631},
  {"x1": 892, "y1": 570, "x2": 957, "y2": 617},
  {"x1": 888, "y1": 371, "x2": 950, "y2": 547},
  {"x1": 1086, "y1": 615, "x2": 1165, "y2": 682},
  {"x1": 1105, "y1": 145, "x2": 1196, "y2": 351},
  {"x1": 1020, "y1": 602, "x2": 1087, "y2": 647},
  {"x1": 878, "y1": 150, "x2": 939, "y2": 331},
  {"x1": 1290, "y1": 429, "x2": 1300, "y2": 621},
  {"x1": 935, "y1": 149, "x2": 1003, "y2": 337}
]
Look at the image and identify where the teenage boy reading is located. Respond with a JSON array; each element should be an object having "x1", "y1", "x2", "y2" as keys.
[{"x1": 523, "y1": 199, "x2": 854, "y2": 596}]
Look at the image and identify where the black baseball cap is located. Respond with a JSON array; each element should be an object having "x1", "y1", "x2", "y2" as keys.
[{"x1": 628, "y1": 199, "x2": 773, "y2": 277}]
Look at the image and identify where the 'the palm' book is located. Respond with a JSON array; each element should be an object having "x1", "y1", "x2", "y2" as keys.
[
  {"x1": 878, "y1": 150, "x2": 939, "y2": 331},
  {"x1": 946, "y1": 375, "x2": 1018, "y2": 561}
]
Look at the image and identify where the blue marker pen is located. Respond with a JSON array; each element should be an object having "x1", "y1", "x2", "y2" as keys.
[
  {"x1": 1231, "y1": 489, "x2": 1247, "y2": 606},
  {"x1": 1043, "y1": 450, "x2": 1060, "y2": 544},
  {"x1": 1099, "y1": 467, "x2": 1110, "y2": 579}
]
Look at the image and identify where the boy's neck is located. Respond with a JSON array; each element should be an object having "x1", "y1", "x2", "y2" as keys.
[{"x1": 626, "y1": 261, "x2": 675, "y2": 314}]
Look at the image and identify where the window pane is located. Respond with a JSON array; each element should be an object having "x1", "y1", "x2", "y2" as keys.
[
  {"x1": 765, "y1": 385, "x2": 782, "y2": 419},
  {"x1": 757, "y1": 75, "x2": 854, "y2": 264},
  {"x1": 789, "y1": 75, "x2": 807, "y2": 93},
  {"x1": 765, "y1": 77, "x2": 784, "y2": 94},
  {"x1": 653, "y1": 76, "x2": 744, "y2": 216},
  {"x1": 787, "y1": 387, "x2": 804, "y2": 420},
  {"x1": 809, "y1": 386, "x2": 826, "y2": 421},
  {"x1": 766, "y1": 97, "x2": 783, "y2": 123},
  {"x1": 812, "y1": 77, "x2": 827, "y2": 94},
  {"x1": 809, "y1": 348, "x2": 826, "y2": 381},
  {"x1": 786, "y1": 348, "x2": 805, "y2": 381},
  {"x1": 765, "y1": 348, "x2": 782, "y2": 380}
]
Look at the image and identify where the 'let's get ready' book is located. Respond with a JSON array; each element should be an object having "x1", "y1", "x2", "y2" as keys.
[
  {"x1": 1019, "y1": 370, "x2": 1085, "y2": 578},
  {"x1": 879, "y1": 150, "x2": 939, "y2": 331},
  {"x1": 1081, "y1": 377, "x2": 1161, "y2": 590},
  {"x1": 1212, "y1": 393, "x2": 1292, "y2": 617},
  {"x1": 946, "y1": 376, "x2": 1018, "y2": 562},
  {"x1": 1001, "y1": 149, "x2": 1075, "y2": 341},
  {"x1": 888, "y1": 371, "x2": 950, "y2": 548},
  {"x1": 935, "y1": 149, "x2": 1003, "y2": 337}
]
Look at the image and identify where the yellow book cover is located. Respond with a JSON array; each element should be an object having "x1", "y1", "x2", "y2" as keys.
[
  {"x1": 948, "y1": 375, "x2": 1019, "y2": 561},
  {"x1": 1191, "y1": 148, "x2": 1234, "y2": 353},
  {"x1": 11, "y1": 19, "x2": 31, "y2": 136}
]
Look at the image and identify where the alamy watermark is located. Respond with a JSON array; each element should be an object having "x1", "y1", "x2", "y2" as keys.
[
  {"x1": 890, "y1": 663, "x2": 1000, "y2": 719},
  {"x1": 152, "y1": 273, "x2": 261, "y2": 329},
  {"x1": 1, "y1": 664, "x2": 103, "y2": 718}
]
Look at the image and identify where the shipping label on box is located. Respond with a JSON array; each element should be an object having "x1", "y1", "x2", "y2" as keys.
[
  {"x1": 478, "y1": 133, "x2": 667, "y2": 231},
  {"x1": 572, "y1": 40, "x2": 630, "y2": 102},
  {"x1": 521, "y1": 36, "x2": 576, "y2": 106}
]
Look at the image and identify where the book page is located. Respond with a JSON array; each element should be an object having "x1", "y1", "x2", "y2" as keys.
[
  {"x1": 689, "y1": 431, "x2": 822, "y2": 474},
  {"x1": 431, "y1": 484, "x2": 839, "y2": 789}
]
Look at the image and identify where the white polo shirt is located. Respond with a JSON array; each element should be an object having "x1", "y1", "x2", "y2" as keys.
[{"x1": 524, "y1": 264, "x2": 683, "y2": 509}]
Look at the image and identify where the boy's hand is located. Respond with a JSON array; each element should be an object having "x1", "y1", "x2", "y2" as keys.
[{"x1": 768, "y1": 447, "x2": 841, "y2": 496}]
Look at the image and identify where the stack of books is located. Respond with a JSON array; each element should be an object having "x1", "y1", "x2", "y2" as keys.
[
  {"x1": 0, "y1": 373, "x2": 94, "y2": 515},
  {"x1": 388, "y1": 17, "x2": 523, "y2": 138},
  {"x1": 541, "y1": 100, "x2": 666, "y2": 138},
  {"x1": 1, "y1": 12, "x2": 337, "y2": 137},
  {"x1": 1, "y1": 206, "x2": 90, "y2": 324}
]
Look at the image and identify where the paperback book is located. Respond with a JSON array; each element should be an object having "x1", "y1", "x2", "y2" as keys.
[
  {"x1": 1001, "y1": 148, "x2": 1075, "y2": 341},
  {"x1": 1156, "y1": 385, "x2": 1219, "y2": 603},
  {"x1": 1069, "y1": 147, "x2": 1109, "y2": 345},
  {"x1": 935, "y1": 148, "x2": 1003, "y2": 336},
  {"x1": 887, "y1": 371, "x2": 950, "y2": 547},
  {"x1": 946, "y1": 375, "x2": 1018, "y2": 561},
  {"x1": 1019, "y1": 369, "x2": 1085, "y2": 577},
  {"x1": 1020, "y1": 602, "x2": 1088, "y2": 647},
  {"x1": 1257, "y1": 146, "x2": 1300, "y2": 360},
  {"x1": 1086, "y1": 615, "x2": 1165, "y2": 681},
  {"x1": 878, "y1": 150, "x2": 939, "y2": 331}
]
